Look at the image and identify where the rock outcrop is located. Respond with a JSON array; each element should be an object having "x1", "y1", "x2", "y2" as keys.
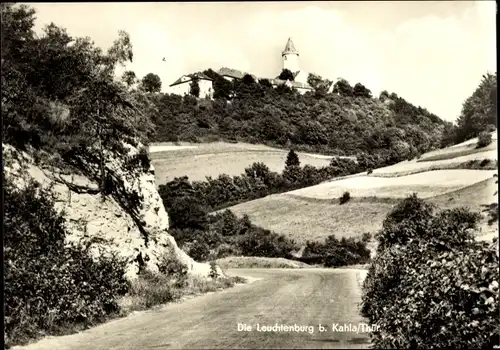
[{"x1": 3, "y1": 143, "x2": 219, "y2": 280}]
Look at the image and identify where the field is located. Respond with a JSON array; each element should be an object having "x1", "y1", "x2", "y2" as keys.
[
  {"x1": 223, "y1": 133, "x2": 498, "y2": 244},
  {"x1": 226, "y1": 177, "x2": 498, "y2": 244},
  {"x1": 287, "y1": 170, "x2": 496, "y2": 200},
  {"x1": 149, "y1": 135, "x2": 497, "y2": 244},
  {"x1": 149, "y1": 141, "x2": 338, "y2": 185},
  {"x1": 223, "y1": 195, "x2": 396, "y2": 243}
]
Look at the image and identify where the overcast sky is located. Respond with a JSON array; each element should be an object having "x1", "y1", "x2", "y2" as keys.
[{"x1": 29, "y1": 1, "x2": 496, "y2": 122}]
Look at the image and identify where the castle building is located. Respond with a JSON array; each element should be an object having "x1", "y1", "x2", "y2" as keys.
[
  {"x1": 269, "y1": 37, "x2": 313, "y2": 94},
  {"x1": 282, "y1": 37, "x2": 300, "y2": 74},
  {"x1": 168, "y1": 72, "x2": 214, "y2": 98},
  {"x1": 168, "y1": 38, "x2": 313, "y2": 97}
]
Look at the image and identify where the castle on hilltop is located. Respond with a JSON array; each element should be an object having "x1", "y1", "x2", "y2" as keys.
[{"x1": 169, "y1": 38, "x2": 314, "y2": 98}]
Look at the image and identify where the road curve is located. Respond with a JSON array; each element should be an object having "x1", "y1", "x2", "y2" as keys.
[{"x1": 15, "y1": 268, "x2": 371, "y2": 350}]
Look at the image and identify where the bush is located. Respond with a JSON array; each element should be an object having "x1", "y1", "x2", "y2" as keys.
[
  {"x1": 128, "y1": 271, "x2": 175, "y2": 309},
  {"x1": 480, "y1": 158, "x2": 491, "y2": 167},
  {"x1": 4, "y1": 176, "x2": 129, "y2": 347},
  {"x1": 361, "y1": 232, "x2": 372, "y2": 243},
  {"x1": 209, "y1": 261, "x2": 219, "y2": 279},
  {"x1": 237, "y1": 227, "x2": 298, "y2": 258},
  {"x1": 157, "y1": 254, "x2": 188, "y2": 281},
  {"x1": 301, "y1": 235, "x2": 371, "y2": 267},
  {"x1": 188, "y1": 240, "x2": 211, "y2": 262},
  {"x1": 361, "y1": 194, "x2": 499, "y2": 349},
  {"x1": 477, "y1": 131, "x2": 493, "y2": 148},
  {"x1": 377, "y1": 193, "x2": 479, "y2": 251},
  {"x1": 339, "y1": 191, "x2": 351, "y2": 204}
]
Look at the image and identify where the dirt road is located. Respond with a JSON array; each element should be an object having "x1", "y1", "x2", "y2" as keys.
[{"x1": 16, "y1": 268, "x2": 371, "y2": 349}]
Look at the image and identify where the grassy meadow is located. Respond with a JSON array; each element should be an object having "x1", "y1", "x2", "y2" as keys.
[
  {"x1": 149, "y1": 141, "x2": 338, "y2": 185},
  {"x1": 222, "y1": 133, "x2": 498, "y2": 244},
  {"x1": 149, "y1": 133, "x2": 497, "y2": 245}
]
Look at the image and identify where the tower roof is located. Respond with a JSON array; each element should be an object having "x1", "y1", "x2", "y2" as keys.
[{"x1": 282, "y1": 37, "x2": 299, "y2": 56}]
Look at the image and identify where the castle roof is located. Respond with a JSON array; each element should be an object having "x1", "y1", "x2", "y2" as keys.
[
  {"x1": 218, "y1": 67, "x2": 246, "y2": 80},
  {"x1": 282, "y1": 37, "x2": 299, "y2": 56},
  {"x1": 169, "y1": 72, "x2": 212, "y2": 87}
]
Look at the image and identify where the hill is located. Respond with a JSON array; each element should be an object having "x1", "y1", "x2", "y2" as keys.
[{"x1": 147, "y1": 78, "x2": 449, "y2": 165}]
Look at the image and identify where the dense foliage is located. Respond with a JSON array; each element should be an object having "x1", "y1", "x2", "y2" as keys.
[
  {"x1": 454, "y1": 73, "x2": 497, "y2": 144},
  {"x1": 301, "y1": 235, "x2": 371, "y2": 267},
  {"x1": 361, "y1": 194, "x2": 499, "y2": 348},
  {"x1": 4, "y1": 174, "x2": 129, "y2": 347},
  {"x1": 477, "y1": 130, "x2": 493, "y2": 148},
  {"x1": 140, "y1": 73, "x2": 162, "y2": 93},
  {"x1": 1, "y1": 3, "x2": 154, "y2": 183},
  {"x1": 1, "y1": 4, "x2": 157, "y2": 345},
  {"x1": 161, "y1": 178, "x2": 370, "y2": 266},
  {"x1": 147, "y1": 71, "x2": 448, "y2": 158}
]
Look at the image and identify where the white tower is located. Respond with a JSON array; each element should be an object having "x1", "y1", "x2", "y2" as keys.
[{"x1": 282, "y1": 37, "x2": 300, "y2": 73}]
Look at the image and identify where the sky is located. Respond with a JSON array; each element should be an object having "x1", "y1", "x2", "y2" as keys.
[{"x1": 28, "y1": 1, "x2": 496, "y2": 122}]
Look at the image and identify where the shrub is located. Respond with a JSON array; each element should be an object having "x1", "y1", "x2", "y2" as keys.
[
  {"x1": 361, "y1": 232, "x2": 372, "y2": 243},
  {"x1": 209, "y1": 261, "x2": 220, "y2": 279},
  {"x1": 480, "y1": 158, "x2": 492, "y2": 167},
  {"x1": 339, "y1": 191, "x2": 351, "y2": 204},
  {"x1": 237, "y1": 228, "x2": 298, "y2": 258},
  {"x1": 157, "y1": 254, "x2": 188, "y2": 281},
  {"x1": 362, "y1": 195, "x2": 499, "y2": 349},
  {"x1": 188, "y1": 240, "x2": 211, "y2": 262},
  {"x1": 168, "y1": 195, "x2": 209, "y2": 231},
  {"x1": 128, "y1": 271, "x2": 175, "y2": 310},
  {"x1": 377, "y1": 194, "x2": 479, "y2": 251},
  {"x1": 4, "y1": 176, "x2": 129, "y2": 347},
  {"x1": 477, "y1": 131, "x2": 493, "y2": 148},
  {"x1": 300, "y1": 235, "x2": 371, "y2": 267}
]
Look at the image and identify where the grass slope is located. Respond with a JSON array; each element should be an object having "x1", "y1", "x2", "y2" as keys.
[
  {"x1": 149, "y1": 142, "x2": 336, "y2": 185},
  {"x1": 224, "y1": 194, "x2": 395, "y2": 243},
  {"x1": 287, "y1": 170, "x2": 496, "y2": 200},
  {"x1": 225, "y1": 177, "x2": 498, "y2": 244},
  {"x1": 215, "y1": 256, "x2": 311, "y2": 269},
  {"x1": 222, "y1": 134, "x2": 498, "y2": 244}
]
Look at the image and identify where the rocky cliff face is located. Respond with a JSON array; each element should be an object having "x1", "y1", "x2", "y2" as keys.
[{"x1": 3, "y1": 143, "x2": 218, "y2": 280}]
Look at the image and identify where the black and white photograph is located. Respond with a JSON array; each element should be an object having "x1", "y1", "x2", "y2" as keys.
[{"x1": 2, "y1": 1, "x2": 498, "y2": 349}]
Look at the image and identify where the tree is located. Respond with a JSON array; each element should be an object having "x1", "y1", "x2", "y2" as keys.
[
  {"x1": 242, "y1": 74, "x2": 256, "y2": 85},
  {"x1": 234, "y1": 74, "x2": 261, "y2": 100},
  {"x1": 379, "y1": 90, "x2": 390, "y2": 102},
  {"x1": 279, "y1": 69, "x2": 295, "y2": 81},
  {"x1": 189, "y1": 76, "x2": 200, "y2": 97},
  {"x1": 332, "y1": 78, "x2": 354, "y2": 97},
  {"x1": 204, "y1": 69, "x2": 233, "y2": 100},
  {"x1": 2, "y1": 4, "x2": 153, "y2": 197},
  {"x1": 121, "y1": 70, "x2": 137, "y2": 88},
  {"x1": 455, "y1": 72, "x2": 497, "y2": 142},
  {"x1": 353, "y1": 83, "x2": 372, "y2": 98},
  {"x1": 168, "y1": 195, "x2": 209, "y2": 231},
  {"x1": 141, "y1": 73, "x2": 161, "y2": 93},
  {"x1": 307, "y1": 73, "x2": 331, "y2": 94},
  {"x1": 259, "y1": 78, "x2": 273, "y2": 89},
  {"x1": 285, "y1": 149, "x2": 300, "y2": 167}
]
